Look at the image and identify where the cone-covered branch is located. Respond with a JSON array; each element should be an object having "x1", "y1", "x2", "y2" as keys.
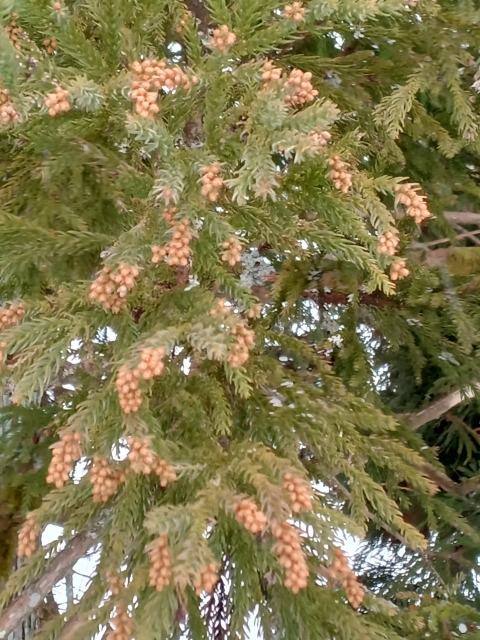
[{"x1": 0, "y1": 0, "x2": 480, "y2": 636}]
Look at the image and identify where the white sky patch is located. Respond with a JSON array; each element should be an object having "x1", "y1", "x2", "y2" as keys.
[{"x1": 42, "y1": 525, "x2": 100, "y2": 614}]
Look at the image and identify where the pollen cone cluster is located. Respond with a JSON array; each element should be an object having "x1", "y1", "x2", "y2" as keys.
[
  {"x1": 0, "y1": 102, "x2": 19, "y2": 124},
  {"x1": 390, "y1": 259, "x2": 410, "y2": 281},
  {"x1": 395, "y1": 183, "x2": 431, "y2": 224},
  {"x1": 151, "y1": 245, "x2": 165, "y2": 264},
  {"x1": 46, "y1": 432, "x2": 82, "y2": 489},
  {"x1": 247, "y1": 304, "x2": 263, "y2": 319},
  {"x1": 129, "y1": 57, "x2": 198, "y2": 117},
  {"x1": 163, "y1": 207, "x2": 177, "y2": 225},
  {"x1": 45, "y1": 87, "x2": 70, "y2": 116},
  {"x1": 221, "y1": 237, "x2": 242, "y2": 266},
  {"x1": 233, "y1": 499, "x2": 268, "y2": 533},
  {"x1": 331, "y1": 547, "x2": 364, "y2": 609},
  {"x1": 126, "y1": 436, "x2": 156, "y2": 474},
  {"x1": 129, "y1": 81, "x2": 159, "y2": 118},
  {"x1": 116, "y1": 366, "x2": 142, "y2": 413},
  {"x1": 7, "y1": 13, "x2": 22, "y2": 50},
  {"x1": 126, "y1": 436, "x2": 177, "y2": 485},
  {"x1": 261, "y1": 60, "x2": 283, "y2": 89},
  {"x1": 0, "y1": 88, "x2": 10, "y2": 106},
  {"x1": 228, "y1": 323, "x2": 255, "y2": 367},
  {"x1": 116, "y1": 347, "x2": 165, "y2": 414},
  {"x1": 132, "y1": 59, "x2": 196, "y2": 91},
  {"x1": 210, "y1": 25, "x2": 236, "y2": 50},
  {"x1": 176, "y1": 12, "x2": 190, "y2": 33},
  {"x1": 106, "y1": 607, "x2": 131, "y2": 640},
  {"x1": 166, "y1": 218, "x2": 192, "y2": 267},
  {"x1": 152, "y1": 207, "x2": 178, "y2": 264},
  {"x1": 0, "y1": 303, "x2": 25, "y2": 330},
  {"x1": 137, "y1": 347, "x2": 165, "y2": 380},
  {"x1": 284, "y1": 473, "x2": 312, "y2": 513},
  {"x1": 17, "y1": 513, "x2": 39, "y2": 558},
  {"x1": 272, "y1": 521, "x2": 309, "y2": 593},
  {"x1": 284, "y1": 1, "x2": 306, "y2": 21},
  {"x1": 106, "y1": 570, "x2": 123, "y2": 596},
  {"x1": 90, "y1": 457, "x2": 127, "y2": 503},
  {"x1": 193, "y1": 562, "x2": 219, "y2": 595},
  {"x1": 0, "y1": 340, "x2": 7, "y2": 363},
  {"x1": 377, "y1": 231, "x2": 399, "y2": 256},
  {"x1": 309, "y1": 129, "x2": 331, "y2": 149},
  {"x1": 158, "y1": 187, "x2": 175, "y2": 203},
  {"x1": 149, "y1": 534, "x2": 171, "y2": 592},
  {"x1": 89, "y1": 265, "x2": 140, "y2": 313},
  {"x1": 115, "y1": 265, "x2": 140, "y2": 298},
  {"x1": 283, "y1": 69, "x2": 318, "y2": 106},
  {"x1": 328, "y1": 156, "x2": 353, "y2": 193},
  {"x1": 43, "y1": 37, "x2": 57, "y2": 54},
  {"x1": 200, "y1": 163, "x2": 224, "y2": 201},
  {"x1": 152, "y1": 218, "x2": 192, "y2": 267},
  {"x1": 210, "y1": 298, "x2": 231, "y2": 317},
  {"x1": 155, "y1": 459, "x2": 177, "y2": 487}
]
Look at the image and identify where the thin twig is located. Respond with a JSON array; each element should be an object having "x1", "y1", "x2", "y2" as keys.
[
  {"x1": 452, "y1": 224, "x2": 480, "y2": 246},
  {"x1": 410, "y1": 229, "x2": 480, "y2": 249},
  {"x1": 328, "y1": 476, "x2": 412, "y2": 548}
]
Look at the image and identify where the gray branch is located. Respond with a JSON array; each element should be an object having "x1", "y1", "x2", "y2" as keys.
[
  {"x1": 402, "y1": 385, "x2": 480, "y2": 431},
  {"x1": 444, "y1": 211, "x2": 480, "y2": 225},
  {"x1": 0, "y1": 531, "x2": 97, "y2": 638},
  {"x1": 451, "y1": 224, "x2": 480, "y2": 246}
]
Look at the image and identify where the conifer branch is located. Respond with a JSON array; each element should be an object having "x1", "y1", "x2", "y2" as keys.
[
  {"x1": 0, "y1": 531, "x2": 97, "y2": 638},
  {"x1": 402, "y1": 386, "x2": 480, "y2": 431},
  {"x1": 1, "y1": 0, "x2": 480, "y2": 633},
  {"x1": 445, "y1": 411, "x2": 480, "y2": 443},
  {"x1": 417, "y1": 461, "x2": 480, "y2": 498},
  {"x1": 329, "y1": 476, "x2": 412, "y2": 549}
]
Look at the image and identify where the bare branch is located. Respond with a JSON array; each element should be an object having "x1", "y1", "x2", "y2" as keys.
[
  {"x1": 444, "y1": 211, "x2": 480, "y2": 226},
  {"x1": 402, "y1": 385, "x2": 480, "y2": 430},
  {"x1": 250, "y1": 285, "x2": 393, "y2": 308},
  {"x1": 418, "y1": 462, "x2": 480, "y2": 497},
  {"x1": 57, "y1": 614, "x2": 82, "y2": 640},
  {"x1": 185, "y1": 0, "x2": 210, "y2": 33},
  {"x1": 451, "y1": 224, "x2": 480, "y2": 246},
  {"x1": 416, "y1": 462, "x2": 465, "y2": 497},
  {"x1": 0, "y1": 531, "x2": 97, "y2": 638},
  {"x1": 303, "y1": 290, "x2": 392, "y2": 307},
  {"x1": 65, "y1": 570, "x2": 74, "y2": 607},
  {"x1": 445, "y1": 411, "x2": 480, "y2": 443},
  {"x1": 410, "y1": 229, "x2": 480, "y2": 249},
  {"x1": 422, "y1": 247, "x2": 464, "y2": 267}
]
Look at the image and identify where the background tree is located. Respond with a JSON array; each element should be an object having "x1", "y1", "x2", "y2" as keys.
[{"x1": 0, "y1": 0, "x2": 480, "y2": 639}]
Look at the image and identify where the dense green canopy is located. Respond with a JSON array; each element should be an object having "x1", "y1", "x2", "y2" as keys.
[{"x1": 1, "y1": 0, "x2": 480, "y2": 639}]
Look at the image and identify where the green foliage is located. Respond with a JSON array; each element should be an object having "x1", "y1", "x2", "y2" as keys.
[{"x1": 0, "y1": 0, "x2": 480, "y2": 638}]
